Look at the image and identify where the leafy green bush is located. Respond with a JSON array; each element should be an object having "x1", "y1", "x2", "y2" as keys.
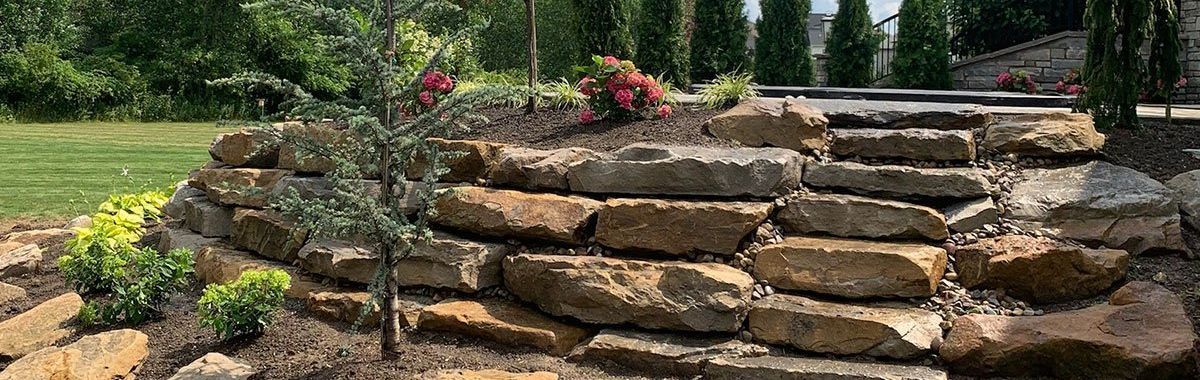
[
  {"x1": 892, "y1": 0, "x2": 954, "y2": 90},
  {"x1": 198, "y1": 269, "x2": 291, "y2": 340},
  {"x1": 87, "y1": 247, "x2": 194, "y2": 325},
  {"x1": 60, "y1": 189, "x2": 169, "y2": 294},
  {"x1": 635, "y1": 0, "x2": 689, "y2": 87},
  {"x1": 697, "y1": 72, "x2": 760, "y2": 109},
  {"x1": 470, "y1": 0, "x2": 582, "y2": 80},
  {"x1": 754, "y1": 0, "x2": 815, "y2": 86},
  {"x1": 691, "y1": 0, "x2": 750, "y2": 83},
  {"x1": 826, "y1": 0, "x2": 881, "y2": 87}
]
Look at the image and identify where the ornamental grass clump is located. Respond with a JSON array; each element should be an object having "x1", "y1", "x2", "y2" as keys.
[
  {"x1": 575, "y1": 55, "x2": 672, "y2": 123},
  {"x1": 198, "y1": 269, "x2": 291, "y2": 340}
]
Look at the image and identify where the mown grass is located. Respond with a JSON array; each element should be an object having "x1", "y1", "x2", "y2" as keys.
[{"x1": 0, "y1": 122, "x2": 235, "y2": 221}]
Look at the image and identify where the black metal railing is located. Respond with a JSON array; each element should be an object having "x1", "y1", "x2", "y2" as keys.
[{"x1": 871, "y1": 13, "x2": 899, "y2": 83}]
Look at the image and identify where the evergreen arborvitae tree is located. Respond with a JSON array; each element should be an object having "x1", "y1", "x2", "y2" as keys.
[
  {"x1": 1082, "y1": 0, "x2": 1181, "y2": 128},
  {"x1": 753, "y1": 0, "x2": 814, "y2": 86},
  {"x1": 892, "y1": 0, "x2": 953, "y2": 89},
  {"x1": 635, "y1": 0, "x2": 690, "y2": 86},
  {"x1": 826, "y1": 0, "x2": 879, "y2": 87},
  {"x1": 691, "y1": 0, "x2": 749, "y2": 82},
  {"x1": 574, "y1": 0, "x2": 634, "y2": 58},
  {"x1": 216, "y1": 0, "x2": 526, "y2": 355}
]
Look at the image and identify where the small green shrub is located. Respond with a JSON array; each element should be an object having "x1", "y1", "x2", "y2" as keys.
[
  {"x1": 90, "y1": 247, "x2": 194, "y2": 325},
  {"x1": 77, "y1": 301, "x2": 102, "y2": 328},
  {"x1": 61, "y1": 189, "x2": 170, "y2": 294},
  {"x1": 697, "y1": 72, "x2": 761, "y2": 109},
  {"x1": 198, "y1": 269, "x2": 291, "y2": 340}
]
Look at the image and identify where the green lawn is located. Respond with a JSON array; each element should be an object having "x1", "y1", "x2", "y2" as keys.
[{"x1": 0, "y1": 122, "x2": 236, "y2": 221}]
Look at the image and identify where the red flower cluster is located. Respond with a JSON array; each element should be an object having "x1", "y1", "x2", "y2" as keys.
[
  {"x1": 575, "y1": 55, "x2": 671, "y2": 123},
  {"x1": 418, "y1": 70, "x2": 454, "y2": 107},
  {"x1": 995, "y1": 70, "x2": 1038, "y2": 94}
]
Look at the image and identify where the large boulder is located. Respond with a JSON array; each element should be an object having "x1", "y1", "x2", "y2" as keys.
[
  {"x1": 208, "y1": 128, "x2": 279, "y2": 168},
  {"x1": 748, "y1": 294, "x2": 943, "y2": 359},
  {"x1": 230, "y1": 208, "x2": 307, "y2": 263},
  {"x1": 1005, "y1": 161, "x2": 1185, "y2": 255},
  {"x1": 804, "y1": 161, "x2": 992, "y2": 199},
  {"x1": 1166, "y1": 169, "x2": 1200, "y2": 230},
  {"x1": 432, "y1": 187, "x2": 603, "y2": 245},
  {"x1": 567, "y1": 329, "x2": 768, "y2": 377},
  {"x1": 942, "y1": 197, "x2": 999, "y2": 233},
  {"x1": 418, "y1": 299, "x2": 590, "y2": 355},
  {"x1": 406, "y1": 138, "x2": 509, "y2": 183},
  {"x1": 488, "y1": 147, "x2": 599, "y2": 190},
  {"x1": 273, "y1": 177, "x2": 444, "y2": 215},
  {"x1": 1, "y1": 228, "x2": 74, "y2": 246},
  {"x1": 955, "y1": 235, "x2": 1129, "y2": 303},
  {"x1": 307, "y1": 290, "x2": 428, "y2": 326},
  {"x1": 418, "y1": 369, "x2": 558, "y2": 380},
  {"x1": 595, "y1": 198, "x2": 772, "y2": 256},
  {"x1": 831, "y1": 128, "x2": 976, "y2": 161},
  {"x1": 754, "y1": 236, "x2": 946, "y2": 298},
  {"x1": 940, "y1": 282, "x2": 1198, "y2": 379},
  {"x1": 706, "y1": 356, "x2": 949, "y2": 380},
  {"x1": 183, "y1": 197, "x2": 235, "y2": 238},
  {"x1": 296, "y1": 240, "x2": 376, "y2": 284},
  {"x1": 0, "y1": 293, "x2": 83, "y2": 359},
  {"x1": 165, "y1": 183, "x2": 206, "y2": 219},
  {"x1": 190, "y1": 168, "x2": 291, "y2": 208},
  {"x1": 567, "y1": 143, "x2": 805, "y2": 197},
  {"x1": 0, "y1": 282, "x2": 27, "y2": 306},
  {"x1": 157, "y1": 228, "x2": 223, "y2": 254},
  {"x1": 776, "y1": 193, "x2": 948, "y2": 240},
  {"x1": 0, "y1": 244, "x2": 41, "y2": 279},
  {"x1": 167, "y1": 352, "x2": 256, "y2": 380},
  {"x1": 503, "y1": 255, "x2": 754, "y2": 332},
  {"x1": 982, "y1": 113, "x2": 1105, "y2": 157},
  {"x1": 0, "y1": 329, "x2": 148, "y2": 380},
  {"x1": 276, "y1": 122, "x2": 344, "y2": 173},
  {"x1": 801, "y1": 99, "x2": 993, "y2": 130},
  {"x1": 703, "y1": 98, "x2": 829, "y2": 152},
  {"x1": 298, "y1": 234, "x2": 513, "y2": 293},
  {"x1": 195, "y1": 246, "x2": 328, "y2": 299}
]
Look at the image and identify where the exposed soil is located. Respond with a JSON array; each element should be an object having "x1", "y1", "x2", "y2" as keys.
[
  {"x1": 458, "y1": 107, "x2": 737, "y2": 151},
  {"x1": 1101, "y1": 121, "x2": 1200, "y2": 182}
]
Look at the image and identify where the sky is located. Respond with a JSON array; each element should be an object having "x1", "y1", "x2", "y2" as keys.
[{"x1": 744, "y1": 0, "x2": 903, "y2": 23}]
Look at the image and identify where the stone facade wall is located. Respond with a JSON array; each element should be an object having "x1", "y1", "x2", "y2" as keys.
[
  {"x1": 1179, "y1": 0, "x2": 1200, "y2": 103},
  {"x1": 949, "y1": 31, "x2": 1086, "y2": 93}
]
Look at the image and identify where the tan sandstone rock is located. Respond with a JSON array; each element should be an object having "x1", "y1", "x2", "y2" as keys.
[
  {"x1": 432, "y1": 187, "x2": 603, "y2": 245},
  {"x1": 0, "y1": 329, "x2": 148, "y2": 380},
  {"x1": 406, "y1": 138, "x2": 509, "y2": 183},
  {"x1": 307, "y1": 290, "x2": 427, "y2": 327},
  {"x1": 209, "y1": 128, "x2": 279, "y2": 168},
  {"x1": 754, "y1": 236, "x2": 946, "y2": 298},
  {"x1": 704, "y1": 98, "x2": 829, "y2": 152},
  {"x1": 2, "y1": 228, "x2": 75, "y2": 246},
  {"x1": 230, "y1": 208, "x2": 307, "y2": 263},
  {"x1": 0, "y1": 293, "x2": 83, "y2": 359},
  {"x1": 276, "y1": 122, "x2": 345, "y2": 173},
  {"x1": 0, "y1": 282, "x2": 27, "y2": 306},
  {"x1": 942, "y1": 197, "x2": 998, "y2": 233},
  {"x1": 955, "y1": 235, "x2": 1129, "y2": 303},
  {"x1": 167, "y1": 352, "x2": 256, "y2": 380},
  {"x1": 567, "y1": 329, "x2": 768, "y2": 376},
  {"x1": 488, "y1": 147, "x2": 599, "y2": 190},
  {"x1": 748, "y1": 294, "x2": 943, "y2": 359},
  {"x1": 776, "y1": 193, "x2": 948, "y2": 240},
  {"x1": 418, "y1": 299, "x2": 590, "y2": 355},
  {"x1": 566, "y1": 143, "x2": 805, "y2": 197},
  {"x1": 298, "y1": 234, "x2": 513, "y2": 293},
  {"x1": 195, "y1": 246, "x2": 327, "y2": 299},
  {"x1": 706, "y1": 355, "x2": 948, "y2": 380},
  {"x1": 417, "y1": 369, "x2": 559, "y2": 380},
  {"x1": 190, "y1": 168, "x2": 291, "y2": 208},
  {"x1": 804, "y1": 161, "x2": 992, "y2": 199},
  {"x1": 831, "y1": 128, "x2": 975, "y2": 161},
  {"x1": 940, "y1": 282, "x2": 1198, "y2": 379},
  {"x1": 503, "y1": 255, "x2": 754, "y2": 332},
  {"x1": 183, "y1": 197, "x2": 235, "y2": 238},
  {"x1": 982, "y1": 113, "x2": 1105, "y2": 157},
  {"x1": 0, "y1": 244, "x2": 41, "y2": 279},
  {"x1": 595, "y1": 198, "x2": 772, "y2": 256}
]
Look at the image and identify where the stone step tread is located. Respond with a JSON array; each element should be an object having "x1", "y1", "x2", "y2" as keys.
[
  {"x1": 801, "y1": 98, "x2": 992, "y2": 130},
  {"x1": 804, "y1": 160, "x2": 992, "y2": 199},
  {"x1": 749, "y1": 294, "x2": 943, "y2": 359},
  {"x1": 830, "y1": 128, "x2": 976, "y2": 161},
  {"x1": 418, "y1": 299, "x2": 590, "y2": 355},
  {"x1": 706, "y1": 355, "x2": 948, "y2": 380},
  {"x1": 754, "y1": 236, "x2": 947, "y2": 299}
]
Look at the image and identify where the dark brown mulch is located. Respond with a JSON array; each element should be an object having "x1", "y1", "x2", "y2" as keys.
[
  {"x1": 1101, "y1": 121, "x2": 1200, "y2": 182},
  {"x1": 458, "y1": 107, "x2": 737, "y2": 151}
]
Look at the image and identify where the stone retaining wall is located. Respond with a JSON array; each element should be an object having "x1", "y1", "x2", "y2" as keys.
[
  {"x1": 950, "y1": 31, "x2": 1086, "y2": 93},
  {"x1": 168, "y1": 98, "x2": 1196, "y2": 379}
]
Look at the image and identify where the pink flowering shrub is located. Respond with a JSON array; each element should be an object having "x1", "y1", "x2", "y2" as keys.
[
  {"x1": 574, "y1": 55, "x2": 671, "y2": 123},
  {"x1": 1055, "y1": 69, "x2": 1085, "y2": 96},
  {"x1": 995, "y1": 70, "x2": 1039, "y2": 94},
  {"x1": 412, "y1": 70, "x2": 454, "y2": 110}
]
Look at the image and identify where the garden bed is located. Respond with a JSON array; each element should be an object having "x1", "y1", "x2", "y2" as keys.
[{"x1": 462, "y1": 108, "x2": 735, "y2": 151}]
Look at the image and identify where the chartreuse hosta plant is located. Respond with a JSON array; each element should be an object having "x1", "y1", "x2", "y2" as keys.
[
  {"x1": 213, "y1": 0, "x2": 528, "y2": 355},
  {"x1": 198, "y1": 269, "x2": 291, "y2": 340},
  {"x1": 60, "y1": 188, "x2": 195, "y2": 327}
]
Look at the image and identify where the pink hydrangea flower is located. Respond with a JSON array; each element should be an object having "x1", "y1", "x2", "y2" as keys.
[
  {"x1": 419, "y1": 91, "x2": 436, "y2": 107},
  {"x1": 995, "y1": 71, "x2": 1013, "y2": 87},
  {"x1": 1178, "y1": 76, "x2": 1189, "y2": 88},
  {"x1": 606, "y1": 73, "x2": 630, "y2": 93},
  {"x1": 579, "y1": 109, "x2": 595, "y2": 124},
  {"x1": 657, "y1": 104, "x2": 672, "y2": 119},
  {"x1": 645, "y1": 86, "x2": 664, "y2": 103},
  {"x1": 614, "y1": 89, "x2": 635, "y2": 110},
  {"x1": 627, "y1": 72, "x2": 647, "y2": 88},
  {"x1": 1066, "y1": 85, "x2": 1082, "y2": 95},
  {"x1": 602, "y1": 56, "x2": 620, "y2": 68},
  {"x1": 1056, "y1": 81, "x2": 1066, "y2": 93}
]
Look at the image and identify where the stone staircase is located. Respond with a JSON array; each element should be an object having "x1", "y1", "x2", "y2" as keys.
[{"x1": 165, "y1": 98, "x2": 1198, "y2": 379}]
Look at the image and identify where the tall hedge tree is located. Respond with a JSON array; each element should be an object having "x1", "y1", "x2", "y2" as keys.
[
  {"x1": 691, "y1": 0, "x2": 749, "y2": 82},
  {"x1": 892, "y1": 0, "x2": 953, "y2": 89},
  {"x1": 825, "y1": 0, "x2": 879, "y2": 87},
  {"x1": 1081, "y1": 0, "x2": 1182, "y2": 128},
  {"x1": 573, "y1": 0, "x2": 634, "y2": 58},
  {"x1": 635, "y1": 0, "x2": 690, "y2": 86},
  {"x1": 754, "y1": 0, "x2": 814, "y2": 85}
]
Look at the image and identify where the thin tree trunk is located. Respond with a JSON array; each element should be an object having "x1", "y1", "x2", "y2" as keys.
[
  {"x1": 525, "y1": 0, "x2": 538, "y2": 114},
  {"x1": 380, "y1": 0, "x2": 403, "y2": 358}
]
